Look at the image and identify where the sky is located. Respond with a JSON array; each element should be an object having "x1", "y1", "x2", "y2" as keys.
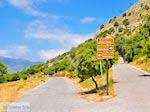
[{"x1": 0, "y1": 0, "x2": 138, "y2": 62}]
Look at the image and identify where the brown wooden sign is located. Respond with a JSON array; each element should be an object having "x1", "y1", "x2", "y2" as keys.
[
  {"x1": 96, "y1": 37, "x2": 114, "y2": 59},
  {"x1": 97, "y1": 52, "x2": 114, "y2": 59},
  {"x1": 97, "y1": 45, "x2": 114, "y2": 51},
  {"x1": 97, "y1": 37, "x2": 114, "y2": 45}
]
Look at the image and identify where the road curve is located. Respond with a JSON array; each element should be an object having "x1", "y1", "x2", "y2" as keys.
[
  {"x1": 7, "y1": 63, "x2": 150, "y2": 112},
  {"x1": 7, "y1": 78, "x2": 90, "y2": 112}
]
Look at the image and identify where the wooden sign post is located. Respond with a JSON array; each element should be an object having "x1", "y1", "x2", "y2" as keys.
[{"x1": 92, "y1": 36, "x2": 114, "y2": 95}]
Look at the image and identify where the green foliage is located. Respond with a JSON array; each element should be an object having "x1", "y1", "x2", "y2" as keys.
[
  {"x1": 128, "y1": 12, "x2": 132, "y2": 16},
  {"x1": 96, "y1": 31, "x2": 108, "y2": 38},
  {"x1": 119, "y1": 27, "x2": 124, "y2": 32},
  {"x1": 108, "y1": 27, "x2": 115, "y2": 34},
  {"x1": 10, "y1": 73, "x2": 20, "y2": 81},
  {"x1": 0, "y1": 75, "x2": 5, "y2": 83},
  {"x1": 144, "y1": 5, "x2": 150, "y2": 10},
  {"x1": 43, "y1": 67, "x2": 56, "y2": 75},
  {"x1": 26, "y1": 64, "x2": 43, "y2": 75},
  {"x1": 113, "y1": 16, "x2": 117, "y2": 21},
  {"x1": 43, "y1": 58, "x2": 72, "y2": 76},
  {"x1": 115, "y1": 15, "x2": 150, "y2": 62},
  {"x1": 100, "y1": 24, "x2": 105, "y2": 29},
  {"x1": 0, "y1": 62, "x2": 8, "y2": 75},
  {"x1": 114, "y1": 22, "x2": 119, "y2": 27},
  {"x1": 123, "y1": 19, "x2": 130, "y2": 26},
  {"x1": 20, "y1": 74, "x2": 28, "y2": 80},
  {"x1": 0, "y1": 63, "x2": 45, "y2": 83}
]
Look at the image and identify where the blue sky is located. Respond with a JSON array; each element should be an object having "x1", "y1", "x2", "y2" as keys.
[{"x1": 0, "y1": 0, "x2": 138, "y2": 62}]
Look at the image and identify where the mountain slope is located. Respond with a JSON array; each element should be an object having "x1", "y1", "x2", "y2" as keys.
[
  {"x1": 0, "y1": 56, "x2": 40, "y2": 73},
  {"x1": 95, "y1": 0, "x2": 150, "y2": 72},
  {"x1": 95, "y1": 0, "x2": 150, "y2": 37},
  {"x1": 45, "y1": 0, "x2": 150, "y2": 74}
]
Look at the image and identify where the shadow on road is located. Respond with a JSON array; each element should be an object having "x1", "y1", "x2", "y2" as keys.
[
  {"x1": 80, "y1": 85, "x2": 106, "y2": 95},
  {"x1": 138, "y1": 74, "x2": 150, "y2": 77},
  {"x1": 113, "y1": 81, "x2": 119, "y2": 84}
]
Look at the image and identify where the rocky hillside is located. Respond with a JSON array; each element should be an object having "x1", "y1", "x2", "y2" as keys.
[{"x1": 95, "y1": 0, "x2": 150, "y2": 38}]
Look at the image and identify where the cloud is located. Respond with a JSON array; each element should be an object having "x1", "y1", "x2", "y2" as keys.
[
  {"x1": 80, "y1": 17, "x2": 97, "y2": 23},
  {"x1": 0, "y1": 45, "x2": 29, "y2": 59},
  {"x1": 6, "y1": 0, "x2": 68, "y2": 19},
  {"x1": 6, "y1": 0, "x2": 56, "y2": 18},
  {"x1": 0, "y1": 50, "x2": 9, "y2": 57},
  {"x1": 38, "y1": 49, "x2": 66, "y2": 60},
  {"x1": 8, "y1": 45, "x2": 29, "y2": 55},
  {"x1": 25, "y1": 20, "x2": 94, "y2": 48}
]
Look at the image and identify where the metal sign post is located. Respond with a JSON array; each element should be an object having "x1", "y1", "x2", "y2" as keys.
[
  {"x1": 100, "y1": 60, "x2": 103, "y2": 75},
  {"x1": 106, "y1": 59, "x2": 109, "y2": 95}
]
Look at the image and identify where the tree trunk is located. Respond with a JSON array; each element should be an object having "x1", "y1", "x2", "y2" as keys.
[{"x1": 91, "y1": 76, "x2": 98, "y2": 90}]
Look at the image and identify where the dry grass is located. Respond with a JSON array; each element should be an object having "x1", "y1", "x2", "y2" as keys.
[
  {"x1": 0, "y1": 73, "x2": 50, "y2": 111},
  {"x1": 132, "y1": 56, "x2": 150, "y2": 73},
  {"x1": 71, "y1": 68, "x2": 115, "y2": 102}
]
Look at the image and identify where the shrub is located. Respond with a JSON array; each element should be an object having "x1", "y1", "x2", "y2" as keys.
[
  {"x1": 128, "y1": 12, "x2": 132, "y2": 16},
  {"x1": 108, "y1": 27, "x2": 115, "y2": 34},
  {"x1": 114, "y1": 22, "x2": 119, "y2": 27},
  {"x1": 97, "y1": 30, "x2": 108, "y2": 38},
  {"x1": 100, "y1": 24, "x2": 105, "y2": 29},
  {"x1": 0, "y1": 75, "x2": 5, "y2": 83},
  {"x1": 144, "y1": 5, "x2": 149, "y2": 10},
  {"x1": 123, "y1": 19, "x2": 130, "y2": 26},
  {"x1": 21, "y1": 74, "x2": 28, "y2": 80},
  {"x1": 11, "y1": 73, "x2": 20, "y2": 81},
  {"x1": 43, "y1": 67, "x2": 55, "y2": 75},
  {"x1": 113, "y1": 16, "x2": 117, "y2": 20},
  {"x1": 119, "y1": 27, "x2": 124, "y2": 32},
  {"x1": 122, "y1": 13, "x2": 127, "y2": 17}
]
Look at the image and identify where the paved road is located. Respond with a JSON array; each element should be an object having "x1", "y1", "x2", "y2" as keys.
[
  {"x1": 7, "y1": 63, "x2": 150, "y2": 112},
  {"x1": 7, "y1": 78, "x2": 90, "y2": 112},
  {"x1": 75, "y1": 64, "x2": 150, "y2": 112}
]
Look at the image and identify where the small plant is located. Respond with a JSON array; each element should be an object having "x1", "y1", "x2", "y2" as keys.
[
  {"x1": 128, "y1": 12, "x2": 132, "y2": 16},
  {"x1": 123, "y1": 19, "x2": 130, "y2": 26},
  {"x1": 144, "y1": 5, "x2": 150, "y2": 10},
  {"x1": 100, "y1": 24, "x2": 105, "y2": 29},
  {"x1": 119, "y1": 27, "x2": 124, "y2": 32},
  {"x1": 113, "y1": 16, "x2": 117, "y2": 21},
  {"x1": 97, "y1": 30, "x2": 108, "y2": 38},
  {"x1": 122, "y1": 13, "x2": 127, "y2": 17},
  {"x1": 114, "y1": 22, "x2": 119, "y2": 27},
  {"x1": 108, "y1": 27, "x2": 115, "y2": 34}
]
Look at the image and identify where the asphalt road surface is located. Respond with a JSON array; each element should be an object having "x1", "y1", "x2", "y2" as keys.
[{"x1": 6, "y1": 63, "x2": 150, "y2": 112}]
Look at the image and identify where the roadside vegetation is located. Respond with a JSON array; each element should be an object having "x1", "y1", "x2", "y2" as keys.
[
  {"x1": 0, "y1": 72, "x2": 49, "y2": 111},
  {"x1": 0, "y1": 0, "x2": 149, "y2": 104},
  {"x1": 79, "y1": 68, "x2": 115, "y2": 102},
  {"x1": 115, "y1": 15, "x2": 150, "y2": 71}
]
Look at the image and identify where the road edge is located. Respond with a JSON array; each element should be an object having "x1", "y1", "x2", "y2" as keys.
[{"x1": 128, "y1": 64, "x2": 150, "y2": 75}]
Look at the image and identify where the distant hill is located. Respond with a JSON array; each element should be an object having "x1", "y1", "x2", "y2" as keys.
[{"x1": 0, "y1": 56, "x2": 40, "y2": 73}]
